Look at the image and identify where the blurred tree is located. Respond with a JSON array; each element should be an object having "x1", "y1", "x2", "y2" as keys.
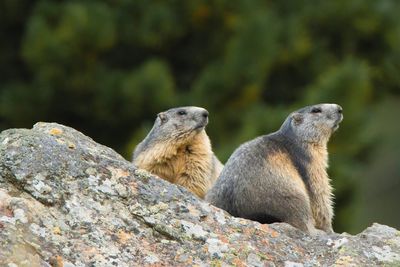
[
  {"x1": 353, "y1": 98, "x2": 400, "y2": 233},
  {"x1": 1, "y1": 0, "x2": 400, "y2": 233}
]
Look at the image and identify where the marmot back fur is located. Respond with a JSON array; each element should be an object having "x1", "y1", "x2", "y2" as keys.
[
  {"x1": 133, "y1": 106, "x2": 223, "y2": 198},
  {"x1": 206, "y1": 103, "x2": 343, "y2": 234}
]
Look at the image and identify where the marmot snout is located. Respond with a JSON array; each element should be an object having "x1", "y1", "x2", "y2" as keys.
[
  {"x1": 288, "y1": 104, "x2": 343, "y2": 143},
  {"x1": 158, "y1": 107, "x2": 209, "y2": 136}
]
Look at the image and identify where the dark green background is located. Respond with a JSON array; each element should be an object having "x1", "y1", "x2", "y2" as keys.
[{"x1": 1, "y1": 0, "x2": 400, "y2": 234}]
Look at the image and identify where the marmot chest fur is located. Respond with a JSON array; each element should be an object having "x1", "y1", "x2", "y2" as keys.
[
  {"x1": 133, "y1": 106, "x2": 223, "y2": 198},
  {"x1": 206, "y1": 103, "x2": 343, "y2": 234}
]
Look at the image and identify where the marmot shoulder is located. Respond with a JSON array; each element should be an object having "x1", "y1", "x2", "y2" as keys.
[
  {"x1": 133, "y1": 106, "x2": 223, "y2": 198},
  {"x1": 206, "y1": 103, "x2": 343, "y2": 234}
]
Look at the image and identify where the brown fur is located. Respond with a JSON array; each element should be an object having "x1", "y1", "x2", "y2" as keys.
[
  {"x1": 269, "y1": 152, "x2": 309, "y2": 197},
  {"x1": 307, "y1": 144, "x2": 333, "y2": 232},
  {"x1": 133, "y1": 107, "x2": 223, "y2": 198}
]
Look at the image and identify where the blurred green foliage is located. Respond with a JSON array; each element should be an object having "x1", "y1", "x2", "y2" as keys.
[{"x1": 1, "y1": 0, "x2": 400, "y2": 234}]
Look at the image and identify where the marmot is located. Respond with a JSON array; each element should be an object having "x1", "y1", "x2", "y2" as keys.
[
  {"x1": 132, "y1": 106, "x2": 223, "y2": 198},
  {"x1": 206, "y1": 103, "x2": 343, "y2": 234}
]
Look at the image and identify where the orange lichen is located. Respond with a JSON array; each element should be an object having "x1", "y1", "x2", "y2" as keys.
[
  {"x1": 49, "y1": 128, "x2": 63, "y2": 136},
  {"x1": 107, "y1": 167, "x2": 130, "y2": 179},
  {"x1": 270, "y1": 230, "x2": 279, "y2": 238},
  {"x1": 50, "y1": 255, "x2": 64, "y2": 267},
  {"x1": 53, "y1": 226, "x2": 61, "y2": 235},
  {"x1": 259, "y1": 224, "x2": 271, "y2": 232},
  {"x1": 187, "y1": 204, "x2": 201, "y2": 217},
  {"x1": 218, "y1": 234, "x2": 229, "y2": 244},
  {"x1": 232, "y1": 257, "x2": 247, "y2": 267},
  {"x1": 117, "y1": 230, "x2": 132, "y2": 244}
]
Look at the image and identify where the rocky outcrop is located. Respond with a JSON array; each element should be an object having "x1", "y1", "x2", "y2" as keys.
[{"x1": 0, "y1": 122, "x2": 399, "y2": 267}]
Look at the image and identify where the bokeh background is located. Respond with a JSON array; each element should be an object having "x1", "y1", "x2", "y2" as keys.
[{"x1": 1, "y1": 0, "x2": 400, "y2": 234}]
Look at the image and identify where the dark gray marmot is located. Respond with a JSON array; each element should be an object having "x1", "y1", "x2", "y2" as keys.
[
  {"x1": 206, "y1": 103, "x2": 343, "y2": 234},
  {"x1": 132, "y1": 106, "x2": 223, "y2": 199}
]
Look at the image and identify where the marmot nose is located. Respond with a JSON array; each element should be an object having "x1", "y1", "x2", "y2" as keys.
[
  {"x1": 202, "y1": 110, "x2": 209, "y2": 119},
  {"x1": 337, "y1": 105, "x2": 343, "y2": 114}
]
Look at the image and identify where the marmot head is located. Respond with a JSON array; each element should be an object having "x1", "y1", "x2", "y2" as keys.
[
  {"x1": 154, "y1": 106, "x2": 209, "y2": 142},
  {"x1": 282, "y1": 103, "x2": 343, "y2": 144}
]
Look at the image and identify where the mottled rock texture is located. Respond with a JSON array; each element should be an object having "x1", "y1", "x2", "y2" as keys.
[{"x1": 0, "y1": 122, "x2": 399, "y2": 267}]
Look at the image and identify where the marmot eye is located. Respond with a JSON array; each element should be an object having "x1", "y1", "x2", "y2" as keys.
[
  {"x1": 311, "y1": 107, "x2": 322, "y2": 113},
  {"x1": 177, "y1": 110, "x2": 187, "y2": 116}
]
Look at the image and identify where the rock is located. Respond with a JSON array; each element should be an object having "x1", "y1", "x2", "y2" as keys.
[{"x1": 0, "y1": 122, "x2": 399, "y2": 266}]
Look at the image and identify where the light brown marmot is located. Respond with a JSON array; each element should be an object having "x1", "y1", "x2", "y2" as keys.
[
  {"x1": 132, "y1": 106, "x2": 223, "y2": 198},
  {"x1": 206, "y1": 103, "x2": 343, "y2": 234}
]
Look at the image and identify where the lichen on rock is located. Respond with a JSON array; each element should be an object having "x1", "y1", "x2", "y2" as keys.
[{"x1": 0, "y1": 122, "x2": 399, "y2": 266}]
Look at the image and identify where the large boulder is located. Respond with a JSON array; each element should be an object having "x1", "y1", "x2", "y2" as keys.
[{"x1": 0, "y1": 122, "x2": 399, "y2": 266}]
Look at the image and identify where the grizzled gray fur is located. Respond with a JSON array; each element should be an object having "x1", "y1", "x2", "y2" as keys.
[{"x1": 206, "y1": 103, "x2": 343, "y2": 234}]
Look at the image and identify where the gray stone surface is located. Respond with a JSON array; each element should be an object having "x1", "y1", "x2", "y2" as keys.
[{"x1": 0, "y1": 122, "x2": 399, "y2": 266}]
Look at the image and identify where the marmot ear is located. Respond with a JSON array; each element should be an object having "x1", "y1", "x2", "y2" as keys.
[
  {"x1": 157, "y1": 112, "x2": 168, "y2": 124},
  {"x1": 292, "y1": 113, "x2": 303, "y2": 125}
]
